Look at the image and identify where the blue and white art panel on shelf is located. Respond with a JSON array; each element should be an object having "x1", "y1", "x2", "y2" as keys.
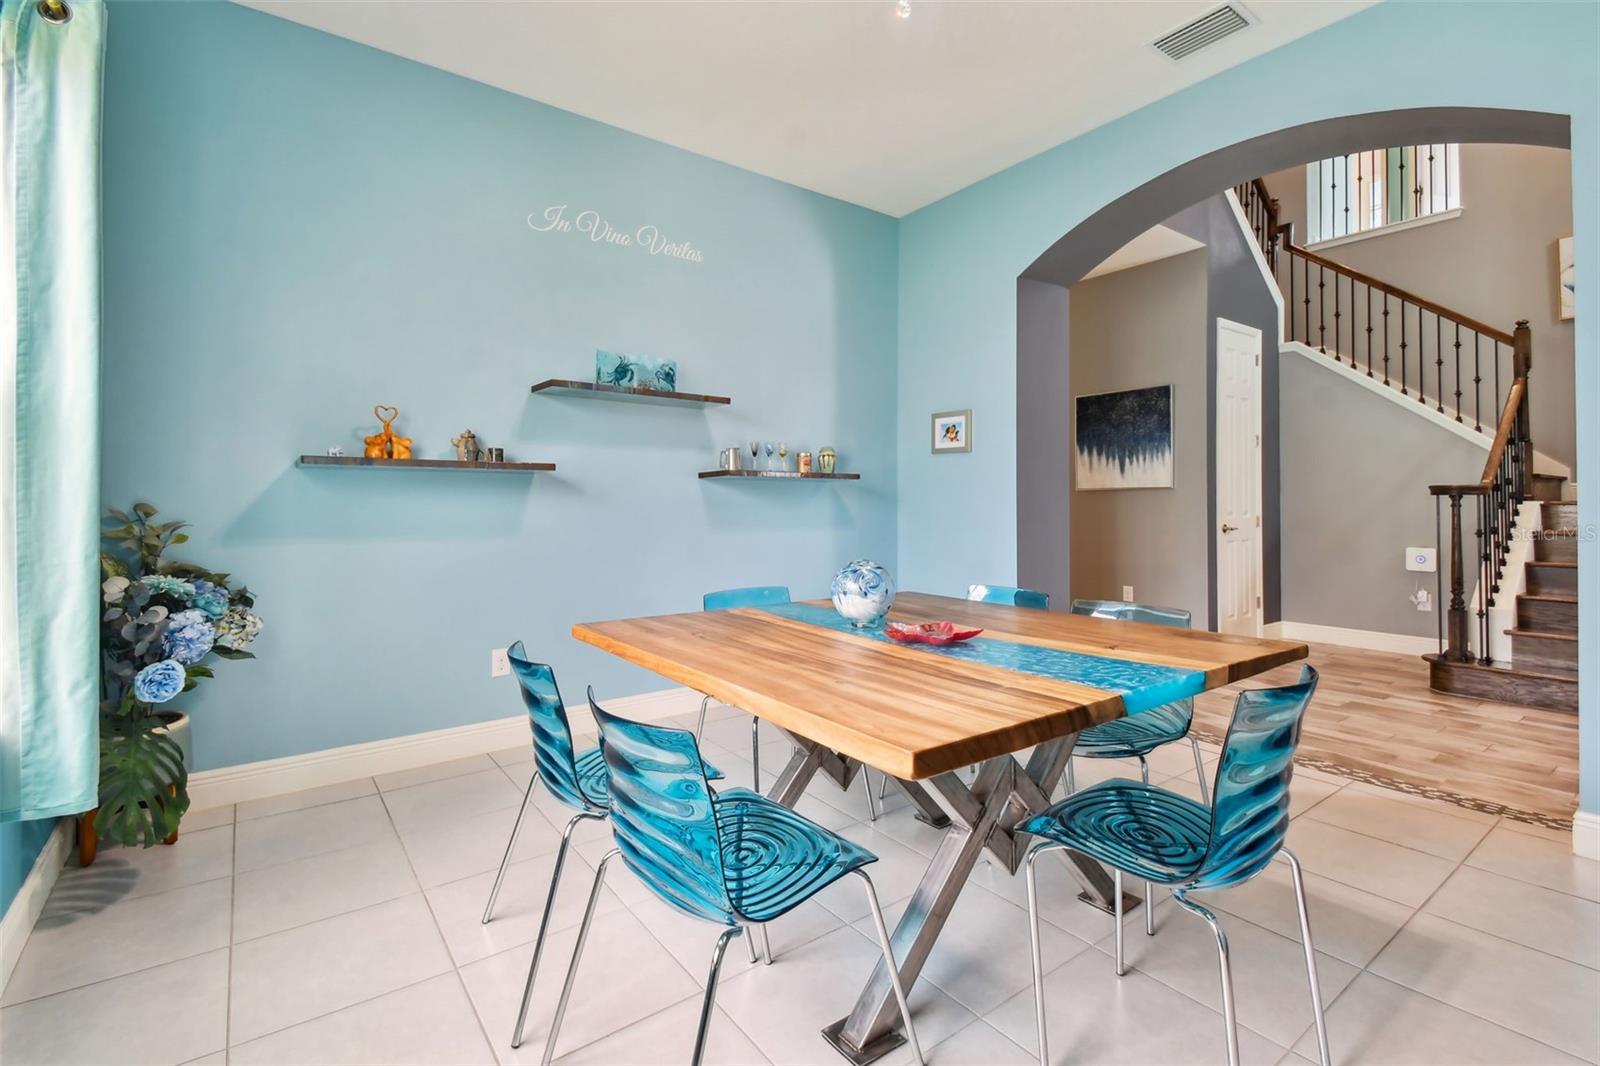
[{"x1": 1074, "y1": 384, "x2": 1174, "y2": 491}]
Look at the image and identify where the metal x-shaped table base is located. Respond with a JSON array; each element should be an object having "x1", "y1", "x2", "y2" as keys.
[{"x1": 766, "y1": 730, "x2": 1140, "y2": 1065}]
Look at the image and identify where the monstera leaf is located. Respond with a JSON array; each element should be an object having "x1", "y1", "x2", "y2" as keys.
[{"x1": 97, "y1": 726, "x2": 190, "y2": 847}]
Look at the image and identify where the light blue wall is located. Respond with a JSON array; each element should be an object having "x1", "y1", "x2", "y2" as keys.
[
  {"x1": 894, "y1": 1, "x2": 1599, "y2": 814},
  {"x1": 99, "y1": 2, "x2": 898, "y2": 770},
  {"x1": 1, "y1": 818, "x2": 56, "y2": 923}
]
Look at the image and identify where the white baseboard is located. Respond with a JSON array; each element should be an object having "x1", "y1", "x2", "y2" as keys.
[
  {"x1": 1, "y1": 818, "x2": 72, "y2": 992},
  {"x1": 1575, "y1": 811, "x2": 1600, "y2": 861},
  {"x1": 187, "y1": 686, "x2": 705, "y2": 811},
  {"x1": 1265, "y1": 620, "x2": 1438, "y2": 657}
]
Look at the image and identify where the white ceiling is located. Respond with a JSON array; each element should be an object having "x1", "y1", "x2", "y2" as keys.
[
  {"x1": 238, "y1": 0, "x2": 1371, "y2": 217},
  {"x1": 1082, "y1": 224, "x2": 1205, "y2": 280}
]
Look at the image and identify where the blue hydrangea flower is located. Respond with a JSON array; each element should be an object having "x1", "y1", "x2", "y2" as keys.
[
  {"x1": 163, "y1": 609, "x2": 216, "y2": 664},
  {"x1": 189, "y1": 579, "x2": 230, "y2": 619},
  {"x1": 132, "y1": 659, "x2": 185, "y2": 704},
  {"x1": 141, "y1": 574, "x2": 196, "y2": 600}
]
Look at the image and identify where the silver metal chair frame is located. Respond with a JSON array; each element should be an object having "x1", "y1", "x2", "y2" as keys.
[
  {"x1": 540, "y1": 850, "x2": 923, "y2": 1066},
  {"x1": 1024, "y1": 842, "x2": 1329, "y2": 1066}
]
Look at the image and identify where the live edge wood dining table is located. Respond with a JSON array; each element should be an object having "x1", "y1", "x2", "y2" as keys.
[{"x1": 574, "y1": 591, "x2": 1307, "y2": 1064}]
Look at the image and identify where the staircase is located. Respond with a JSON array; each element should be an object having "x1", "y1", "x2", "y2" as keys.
[{"x1": 1232, "y1": 178, "x2": 1579, "y2": 713}]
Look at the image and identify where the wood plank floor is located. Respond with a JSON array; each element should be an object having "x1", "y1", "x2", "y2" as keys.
[{"x1": 1191, "y1": 641, "x2": 1579, "y2": 824}]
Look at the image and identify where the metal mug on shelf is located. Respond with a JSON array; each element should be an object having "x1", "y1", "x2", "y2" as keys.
[{"x1": 719, "y1": 446, "x2": 743, "y2": 471}]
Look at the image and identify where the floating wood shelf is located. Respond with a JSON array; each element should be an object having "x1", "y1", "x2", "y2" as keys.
[
  {"x1": 531, "y1": 379, "x2": 731, "y2": 407},
  {"x1": 698, "y1": 470, "x2": 860, "y2": 481},
  {"x1": 298, "y1": 455, "x2": 555, "y2": 472}
]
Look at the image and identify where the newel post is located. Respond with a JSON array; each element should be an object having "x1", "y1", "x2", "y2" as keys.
[
  {"x1": 1512, "y1": 320, "x2": 1533, "y2": 498},
  {"x1": 1445, "y1": 491, "x2": 1471, "y2": 662}
]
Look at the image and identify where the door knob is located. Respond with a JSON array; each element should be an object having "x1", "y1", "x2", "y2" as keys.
[{"x1": 1221, "y1": 523, "x2": 1238, "y2": 533}]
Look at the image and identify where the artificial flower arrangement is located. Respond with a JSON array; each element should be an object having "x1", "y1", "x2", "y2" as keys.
[{"x1": 96, "y1": 503, "x2": 263, "y2": 847}]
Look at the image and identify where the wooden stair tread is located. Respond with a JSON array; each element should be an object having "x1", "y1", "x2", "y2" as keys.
[
  {"x1": 1424, "y1": 653, "x2": 1578, "y2": 683},
  {"x1": 1527, "y1": 560, "x2": 1577, "y2": 569},
  {"x1": 1520, "y1": 593, "x2": 1578, "y2": 604},
  {"x1": 1505, "y1": 627, "x2": 1579, "y2": 642}
]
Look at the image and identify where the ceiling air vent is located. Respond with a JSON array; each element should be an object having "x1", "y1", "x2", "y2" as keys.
[{"x1": 1152, "y1": 4, "x2": 1252, "y2": 61}]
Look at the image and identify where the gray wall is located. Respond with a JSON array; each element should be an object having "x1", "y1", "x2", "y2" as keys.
[
  {"x1": 1265, "y1": 144, "x2": 1576, "y2": 475},
  {"x1": 1016, "y1": 279, "x2": 1073, "y2": 606},
  {"x1": 1280, "y1": 353, "x2": 1486, "y2": 637},
  {"x1": 1068, "y1": 249, "x2": 1210, "y2": 622},
  {"x1": 1164, "y1": 196, "x2": 1284, "y2": 626}
]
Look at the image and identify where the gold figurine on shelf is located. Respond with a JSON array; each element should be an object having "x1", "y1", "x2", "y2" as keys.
[{"x1": 363, "y1": 404, "x2": 413, "y2": 460}]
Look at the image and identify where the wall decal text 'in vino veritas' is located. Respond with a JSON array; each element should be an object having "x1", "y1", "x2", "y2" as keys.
[{"x1": 527, "y1": 204, "x2": 704, "y2": 264}]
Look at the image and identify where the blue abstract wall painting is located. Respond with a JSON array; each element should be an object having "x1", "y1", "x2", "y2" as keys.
[{"x1": 1074, "y1": 384, "x2": 1173, "y2": 490}]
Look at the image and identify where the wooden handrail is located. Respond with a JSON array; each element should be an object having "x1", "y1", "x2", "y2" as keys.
[
  {"x1": 1428, "y1": 379, "x2": 1526, "y2": 496},
  {"x1": 1275, "y1": 224, "x2": 1515, "y2": 345}
]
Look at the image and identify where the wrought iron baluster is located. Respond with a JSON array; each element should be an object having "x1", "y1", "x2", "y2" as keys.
[
  {"x1": 1318, "y1": 265, "x2": 1326, "y2": 354},
  {"x1": 1399, "y1": 299, "x2": 1408, "y2": 395},
  {"x1": 1334, "y1": 268, "x2": 1342, "y2": 362},
  {"x1": 1419, "y1": 304, "x2": 1429, "y2": 405},
  {"x1": 1494, "y1": 340, "x2": 1501, "y2": 413},
  {"x1": 1473, "y1": 334, "x2": 1483, "y2": 432},
  {"x1": 1453, "y1": 325, "x2": 1463, "y2": 422},
  {"x1": 1436, "y1": 314, "x2": 1445, "y2": 413},
  {"x1": 1477, "y1": 495, "x2": 1490, "y2": 664},
  {"x1": 1382, "y1": 295, "x2": 1391, "y2": 385},
  {"x1": 1365, "y1": 285, "x2": 1374, "y2": 376}
]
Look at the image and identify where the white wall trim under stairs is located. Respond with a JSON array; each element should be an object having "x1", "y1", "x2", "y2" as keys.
[
  {"x1": 0, "y1": 818, "x2": 72, "y2": 992},
  {"x1": 186, "y1": 685, "x2": 704, "y2": 811},
  {"x1": 1265, "y1": 620, "x2": 1438, "y2": 657},
  {"x1": 1575, "y1": 811, "x2": 1600, "y2": 860}
]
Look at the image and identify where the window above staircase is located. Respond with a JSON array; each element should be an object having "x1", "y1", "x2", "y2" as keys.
[{"x1": 1306, "y1": 143, "x2": 1462, "y2": 248}]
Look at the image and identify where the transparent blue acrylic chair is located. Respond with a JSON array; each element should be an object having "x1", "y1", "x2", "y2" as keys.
[
  {"x1": 1066, "y1": 599, "x2": 1209, "y2": 804},
  {"x1": 696, "y1": 586, "x2": 791, "y2": 791},
  {"x1": 485, "y1": 643, "x2": 723, "y2": 1050},
  {"x1": 699, "y1": 585, "x2": 880, "y2": 822},
  {"x1": 967, "y1": 583, "x2": 1051, "y2": 610},
  {"x1": 1020, "y1": 666, "x2": 1329, "y2": 1066},
  {"x1": 537, "y1": 692, "x2": 924, "y2": 1066}
]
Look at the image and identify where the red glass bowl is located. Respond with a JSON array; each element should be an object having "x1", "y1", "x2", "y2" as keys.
[{"x1": 885, "y1": 621, "x2": 983, "y2": 646}]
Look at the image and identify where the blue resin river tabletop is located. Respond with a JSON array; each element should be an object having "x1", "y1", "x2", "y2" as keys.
[{"x1": 572, "y1": 591, "x2": 1307, "y2": 779}]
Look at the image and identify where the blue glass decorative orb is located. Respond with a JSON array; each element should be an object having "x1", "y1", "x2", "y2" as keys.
[{"x1": 831, "y1": 560, "x2": 896, "y2": 628}]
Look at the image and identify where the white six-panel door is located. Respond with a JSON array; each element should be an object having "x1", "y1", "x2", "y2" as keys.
[{"x1": 1216, "y1": 318, "x2": 1263, "y2": 636}]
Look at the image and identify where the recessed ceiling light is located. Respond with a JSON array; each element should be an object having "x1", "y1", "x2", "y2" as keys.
[{"x1": 896, "y1": 0, "x2": 911, "y2": 19}]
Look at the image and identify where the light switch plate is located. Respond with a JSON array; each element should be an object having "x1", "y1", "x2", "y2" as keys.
[
  {"x1": 491, "y1": 648, "x2": 511, "y2": 678},
  {"x1": 1405, "y1": 547, "x2": 1437, "y2": 573},
  {"x1": 1122, "y1": 585, "x2": 1134, "y2": 601}
]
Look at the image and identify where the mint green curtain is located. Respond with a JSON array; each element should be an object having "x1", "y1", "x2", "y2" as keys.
[{"x1": 1, "y1": 0, "x2": 105, "y2": 823}]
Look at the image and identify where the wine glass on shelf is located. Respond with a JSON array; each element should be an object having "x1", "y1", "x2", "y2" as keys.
[
  {"x1": 764, "y1": 441, "x2": 775, "y2": 472},
  {"x1": 777, "y1": 442, "x2": 790, "y2": 472},
  {"x1": 748, "y1": 440, "x2": 760, "y2": 474}
]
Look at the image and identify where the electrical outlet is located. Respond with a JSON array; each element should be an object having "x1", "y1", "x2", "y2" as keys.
[
  {"x1": 1410, "y1": 590, "x2": 1432, "y2": 612},
  {"x1": 1122, "y1": 585, "x2": 1134, "y2": 601},
  {"x1": 491, "y1": 648, "x2": 511, "y2": 678}
]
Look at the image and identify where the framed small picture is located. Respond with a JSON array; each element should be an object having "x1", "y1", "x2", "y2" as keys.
[{"x1": 931, "y1": 409, "x2": 972, "y2": 453}]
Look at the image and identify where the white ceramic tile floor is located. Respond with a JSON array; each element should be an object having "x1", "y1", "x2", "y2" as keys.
[{"x1": 3, "y1": 706, "x2": 1596, "y2": 1066}]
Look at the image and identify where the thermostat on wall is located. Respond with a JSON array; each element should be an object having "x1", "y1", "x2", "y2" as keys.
[{"x1": 1406, "y1": 547, "x2": 1437, "y2": 573}]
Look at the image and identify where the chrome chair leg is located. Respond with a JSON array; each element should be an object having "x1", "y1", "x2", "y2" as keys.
[
  {"x1": 878, "y1": 771, "x2": 891, "y2": 803},
  {"x1": 1171, "y1": 890, "x2": 1239, "y2": 1066},
  {"x1": 1189, "y1": 736, "x2": 1210, "y2": 805},
  {"x1": 696, "y1": 694, "x2": 711, "y2": 739},
  {"x1": 1283, "y1": 849, "x2": 1331, "y2": 1066},
  {"x1": 743, "y1": 924, "x2": 759, "y2": 964},
  {"x1": 1138, "y1": 756, "x2": 1149, "y2": 784},
  {"x1": 1064, "y1": 758, "x2": 1076, "y2": 795},
  {"x1": 757, "y1": 921, "x2": 773, "y2": 965},
  {"x1": 538, "y1": 848, "x2": 619, "y2": 1064},
  {"x1": 864, "y1": 770, "x2": 880, "y2": 822},
  {"x1": 854, "y1": 869, "x2": 924, "y2": 1066},
  {"x1": 690, "y1": 927, "x2": 742, "y2": 1066},
  {"x1": 1113, "y1": 868, "x2": 1126, "y2": 976},
  {"x1": 511, "y1": 810, "x2": 604, "y2": 1049},
  {"x1": 1024, "y1": 844, "x2": 1051, "y2": 1066},
  {"x1": 751, "y1": 717, "x2": 760, "y2": 791},
  {"x1": 1145, "y1": 880, "x2": 1156, "y2": 936},
  {"x1": 482, "y1": 770, "x2": 538, "y2": 924}
]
